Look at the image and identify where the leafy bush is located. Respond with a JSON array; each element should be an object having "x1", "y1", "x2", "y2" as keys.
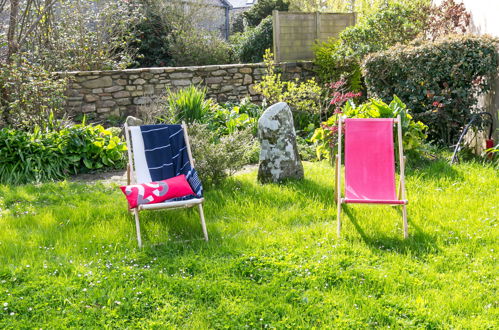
[
  {"x1": 311, "y1": 96, "x2": 427, "y2": 160},
  {"x1": 313, "y1": 2, "x2": 427, "y2": 88},
  {"x1": 232, "y1": 17, "x2": 273, "y2": 63},
  {"x1": 313, "y1": 40, "x2": 363, "y2": 92},
  {"x1": 207, "y1": 98, "x2": 263, "y2": 136},
  {"x1": 363, "y1": 34, "x2": 498, "y2": 145},
  {"x1": 0, "y1": 56, "x2": 68, "y2": 131},
  {"x1": 60, "y1": 123, "x2": 127, "y2": 172},
  {"x1": 255, "y1": 50, "x2": 323, "y2": 131},
  {"x1": 169, "y1": 29, "x2": 234, "y2": 66},
  {"x1": 133, "y1": 6, "x2": 174, "y2": 67},
  {"x1": 243, "y1": 0, "x2": 289, "y2": 27},
  {"x1": 188, "y1": 123, "x2": 258, "y2": 186},
  {"x1": 0, "y1": 124, "x2": 126, "y2": 185}
]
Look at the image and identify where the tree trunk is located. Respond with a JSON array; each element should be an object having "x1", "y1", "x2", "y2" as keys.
[{"x1": 6, "y1": 0, "x2": 20, "y2": 62}]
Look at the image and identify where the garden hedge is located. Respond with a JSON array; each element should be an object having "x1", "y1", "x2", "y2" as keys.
[{"x1": 363, "y1": 34, "x2": 498, "y2": 145}]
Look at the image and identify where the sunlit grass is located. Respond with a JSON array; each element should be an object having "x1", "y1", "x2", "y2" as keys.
[{"x1": 0, "y1": 160, "x2": 497, "y2": 328}]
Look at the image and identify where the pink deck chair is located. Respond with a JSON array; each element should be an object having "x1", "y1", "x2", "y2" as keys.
[{"x1": 335, "y1": 116, "x2": 408, "y2": 238}]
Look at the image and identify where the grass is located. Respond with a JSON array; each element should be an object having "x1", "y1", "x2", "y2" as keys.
[{"x1": 0, "y1": 159, "x2": 497, "y2": 328}]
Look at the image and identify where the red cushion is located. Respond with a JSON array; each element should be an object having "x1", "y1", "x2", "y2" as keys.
[{"x1": 120, "y1": 175, "x2": 195, "y2": 209}]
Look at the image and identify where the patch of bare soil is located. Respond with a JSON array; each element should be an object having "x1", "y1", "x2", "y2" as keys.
[{"x1": 70, "y1": 170, "x2": 127, "y2": 185}]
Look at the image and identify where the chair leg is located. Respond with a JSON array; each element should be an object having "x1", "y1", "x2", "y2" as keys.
[
  {"x1": 337, "y1": 200, "x2": 342, "y2": 238},
  {"x1": 133, "y1": 209, "x2": 143, "y2": 248},
  {"x1": 198, "y1": 204, "x2": 209, "y2": 241},
  {"x1": 334, "y1": 155, "x2": 339, "y2": 204},
  {"x1": 402, "y1": 205, "x2": 408, "y2": 239}
]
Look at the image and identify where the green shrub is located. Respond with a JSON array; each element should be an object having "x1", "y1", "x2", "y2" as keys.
[
  {"x1": 0, "y1": 124, "x2": 126, "y2": 185},
  {"x1": 60, "y1": 123, "x2": 127, "y2": 172},
  {"x1": 243, "y1": 0, "x2": 289, "y2": 27},
  {"x1": 313, "y1": 40, "x2": 363, "y2": 92},
  {"x1": 313, "y1": 2, "x2": 427, "y2": 89},
  {"x1": 169, "y1": 29, "x2": 234, "y2": 66},
  {"x1": 311, "y1": 96, "x2": 427, "y2": 160},
  {"x1": 232, "y1": 17, "x2": 273, "y2": 63},
  {"x1": 0, "y1": 56, "x2": 68, "y2": 131},
  {"x1": 133, "y1": 9, "x2": 173, "y2": 67},
  {"x1": 254, "y1": 50, "x2": 323, "y2": 131},
  {"x1": 363, "y1": 34, "x2": 498, "y2": 145},
  {"x1": 188, "y1": 123, "x2": 258, "y2": 186},
  {"x1": 207, "y1": 98, "x2": 264, "y2": 136}
]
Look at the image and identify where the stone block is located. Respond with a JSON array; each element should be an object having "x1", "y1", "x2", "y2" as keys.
[
  {"x1": 172, "y1": 79, "x2": 191, "y2": 86},
  {"x1": 243, "y1": 74, "x2": 253, "y2": 85},
  {"x1": 100, "y1": 100, "x2": 116, "y2": 107},
  {"x1": 84, "y1": 94, "x2": 99, "y2": 102},
  {"x1": 104, "y1": 85, "x2": 124, "y2": 93},
  {"x1": 144, "y1": 85, "x2": 155, "y2": 94},
  {"x1": 81, "y1": 76, "x2": 113, "y2": 89},
  {"x1": 220, "y1": 85, "x2": 234, "y2": 93},
  {"x1": 133, "y1": 78, "x2": 146, "y2": 85},
  {"x1": 239, "y1": 68, "x2": 252, "y2": 74},
  {"x1": 116, "y1": 98, "x2": 132, "y2": 106},
  {"x1": 170, "y1": 72, "x2": 193, "y2": 79},
  {"x1": 133, "y1": 96, "x2": 152, "y2": 105},
  {"x1": 113, "y1": 91, "x2": 131, "y2": 98},
  {"x1": 149, "y1": 68, "x2": 164, "y2": 74},
  {"x1": 211, "y1": 70, "x2": 227, "y2": 76},
  {"x1": 131, "y1": 91, "x2": 144, "y2": 97},
  {"x1": 82, "y1": 104, "x2": 96, "y2": 113},
  {"x1": 205, "y1": 77, "x2": 223, "y2": 84}
]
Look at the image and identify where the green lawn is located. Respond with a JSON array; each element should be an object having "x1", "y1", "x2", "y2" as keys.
[{"x1": 0, "y1": 160, "x2": 497, "y2": 328}]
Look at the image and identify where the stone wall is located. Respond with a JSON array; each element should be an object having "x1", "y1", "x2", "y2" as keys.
[{"x1": 59, "y1": 62, "x2": 315, "y2": 119}]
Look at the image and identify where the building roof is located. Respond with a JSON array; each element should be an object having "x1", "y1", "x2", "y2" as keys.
[{"x1": 226, "y1": 0, "x2": 256, "y2": 9}]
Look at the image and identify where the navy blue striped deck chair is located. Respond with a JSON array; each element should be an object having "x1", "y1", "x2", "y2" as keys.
[{"x1": 124, "y1": 121, "x2": 208, "y2": 247}]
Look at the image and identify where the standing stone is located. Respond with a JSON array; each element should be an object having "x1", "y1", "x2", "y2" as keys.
[
  {"x1": 257, "y1": 102, "x2": 304, "y2": 183},
  {"x1": 126, "y1": 116, "x2": 143, "y2": 126}
]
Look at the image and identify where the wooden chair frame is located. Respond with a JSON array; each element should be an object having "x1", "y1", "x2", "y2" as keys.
[
  {"x1": 335, "y1": 115, "x2": 408, "y2": 239},
  {"x1": 124, "y1": 121, "x2": 208, "y2": 247}
]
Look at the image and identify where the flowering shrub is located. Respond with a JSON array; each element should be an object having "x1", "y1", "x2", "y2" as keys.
[
  {"x1": 363, "y1": 34, "x2": 498, "y2": 145},
  {"x1": 311, "y1": 95, "x2": 427, "y2": 160}
]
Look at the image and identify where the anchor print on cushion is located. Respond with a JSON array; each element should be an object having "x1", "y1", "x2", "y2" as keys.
[{"x1": 120, "y1": 174, "x2": 195, "y2": 209}]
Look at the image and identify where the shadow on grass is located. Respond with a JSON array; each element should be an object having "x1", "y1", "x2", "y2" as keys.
[
  {"x1": 342, "y1": 205, "x2": 439, "y2": 257},
  {"x1": 406, "y1": 157, "x2": 463, "y2": 181}
]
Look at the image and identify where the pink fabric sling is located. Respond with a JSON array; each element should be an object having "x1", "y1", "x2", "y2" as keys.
[{"x1": 344, "y1": 118, "x2": 405, "y2": 205}]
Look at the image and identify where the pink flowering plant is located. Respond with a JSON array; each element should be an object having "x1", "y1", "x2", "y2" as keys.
[{"x1": 311, "y1": 89, "x2": 427, "y2": 160}]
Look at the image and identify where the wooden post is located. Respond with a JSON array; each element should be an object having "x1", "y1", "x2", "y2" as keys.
[
  {"x1": 133, "y1": 208, "x2": 142, "y2": 248},
  {"x1": 182, "y1": 122, "x2": 195, "y2": 167},
  {"x1": 334, "y1": 154, "x2": 339, "y2": 204},
  {"x1": 337, "y1": 117, "x2": 344, "y2": 238},
  {"x1": 315, "y1": 11, "x2": 321, "y2": 43},
  {"x1": 182, "y1": 121, "x2": 209, "y2": 242},
  {"x1": 124, "y1": 123, "x2": 136, "y2": 185},
  {"x1": 272, "y1": 10, "x2": 280, "y2": 62},
  {"x1": 396, "y1": 116, "x2": 408, "y2": 238}
]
